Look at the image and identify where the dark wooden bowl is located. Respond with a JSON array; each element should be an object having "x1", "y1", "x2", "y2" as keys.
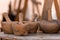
[{"x1": 38, "y1": 20, "x2": 60, "y2": 33}]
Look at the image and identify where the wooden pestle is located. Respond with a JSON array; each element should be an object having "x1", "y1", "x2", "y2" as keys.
[
  {"x1": 15, "y1": 0, "x2": 22, "y2": 21},
  {"x1": 54, "y1": 0, "x2": 60, "y2": 20},
  {"x1": 42, "y1": 0, "x2": 53, "y2": 20},
  {"x1": 31, "y1": 0, "x2": 41, "y2": 21},
  {"x1": 15, "y1": 0, "x2": 28, "y2": 21},
  {"x1": 3, "y1": 13, "x2": 11, "y2": 23},
  {"x1": 47, "y1": 9, "x2": 52, "y2": 21}
]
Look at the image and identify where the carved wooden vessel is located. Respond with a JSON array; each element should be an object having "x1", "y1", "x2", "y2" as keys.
[
  {"x1": 12, "y1": 21, "x2": 38, "y2": 36},
  {"x1": 2, "y1": 13, "x2": 14, "y2": 34},
  {"x1": 38, "y1": 20, "x2": 60, "y2": 33},
  {"x1": 2, "y1": 21, "x2": 18, "y2": 34}
]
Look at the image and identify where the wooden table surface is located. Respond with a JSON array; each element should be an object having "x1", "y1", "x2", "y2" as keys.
[{"x1": 0, "y1": 32, "x2": 60, "y2": 40}]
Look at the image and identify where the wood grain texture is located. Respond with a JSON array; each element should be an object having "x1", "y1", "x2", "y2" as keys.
[
  {"x1": 42, "y1": 0, "x2": 53, "y2": 20},
  {"x1": 15, "y1": 0, "x2": 28, "y2": 21},
  {"x1": 48, "y1": 9, "x2": 52, "y2": 21},
  {"x1": 54, "y1": 0, "x2": 60, "y2": 20}
]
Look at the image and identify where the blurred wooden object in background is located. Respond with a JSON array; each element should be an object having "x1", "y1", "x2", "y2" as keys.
[
  {"x1": 48, "y1": 9, "x2": 52, "y2": 21},
  {"x1": 32, "y1": 0, "x2": 41, "y2": 21},
  {"x1": 54, "y1": 0, "x2": 60, "y2": 20},
  {"x1": 15, "y1": 0, "x2": 28, "y2": 21},
  {"x1": 42, "y1": 0, "x2": 53, "y2": 20}
]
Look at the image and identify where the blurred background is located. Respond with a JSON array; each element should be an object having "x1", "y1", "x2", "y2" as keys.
[{"x1": 0, "y1": 0, "x2": 60, "y2": 27}]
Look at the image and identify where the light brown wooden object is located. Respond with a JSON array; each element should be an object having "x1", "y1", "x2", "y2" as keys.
[
  {"x1": 15, "y1": 0, "x2": 22, "y2": 21},
  {"x1": 48, "y1": 9, "x2": 52, "y2": 21},
  {"x1": 31, "y1": 0, "x2": 41, "y2": 21},
  {"x1": 3, "y1": 13, "x2": 11, "y2": 23},
  {"x1": 42, "y1": 0, "x2": 53, "y2": 20},
  {"x1": 54, "y1": 0, "x2": 60, "y2": 20},
  {"x1": 15, "y1": 0, "x2": 28, "y2": 21},
  {"x1": 38, "y1": 0, "x2": 60, "y2": 33},
  {"x1": 22, "y1": 0, "x2": 28, "y2": 21},
  {"x1": 13, "y1": 0, "x2": 16, "y2": 10}
]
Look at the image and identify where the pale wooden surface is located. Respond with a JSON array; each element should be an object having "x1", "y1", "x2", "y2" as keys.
[{"x1": 0, "y1": 32, "x2": 60, "y2": 40}]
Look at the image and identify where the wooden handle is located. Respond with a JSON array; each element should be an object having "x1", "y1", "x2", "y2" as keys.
[
  {"x1": 22, "y1": 0, "x2": 28, "y2": 20},
  {"x1": 15, "y1": 0, "x2": 28, "y2": 21},
  {"x1": 3, "y1": 13, "x2": 11, "y2": 23},
  {"x1": 54, "y1": 0, "x2": 60, "y2": 20},
  {"x1": 31, "y1": 0, "x2": 41, "y2": 21},
  {"x1": 19, "y1": 13, "x2": 23, "y2": 23},
  {"x1": 15, "y1": 0, "x2": 22, "y2": 21},
  {"x1": 42, "y1": 0, "x2": 53, "y2": 20},
  {"x1": 48, "y1": 9, "x2": 52, "y2": 21}
]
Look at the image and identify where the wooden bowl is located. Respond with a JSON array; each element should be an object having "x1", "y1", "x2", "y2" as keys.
[
  {"x1": 2, "y1": 21, "x2": 18, "y2": 34},
  {"x1": 12, "y1": 22, "x2": 28, "y2": 36},
  {"x1": 12, "y1": 21, "x2": 38, "y2": 36},
  {"x1": 38, "y1": 20, "x2": 60, "y2": 33},
  {"x1": 25, "y1": 22, "x2": 38, "y2": 34}
]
